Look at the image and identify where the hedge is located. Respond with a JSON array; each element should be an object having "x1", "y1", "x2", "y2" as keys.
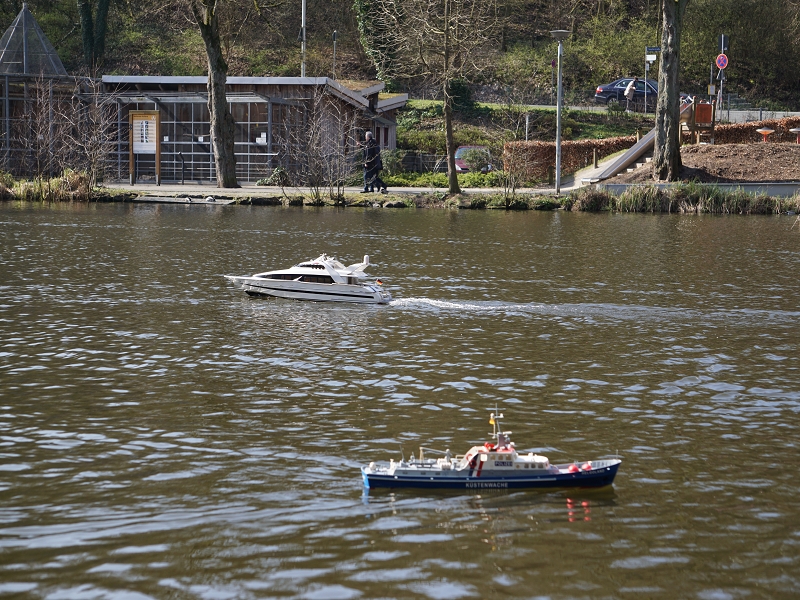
[
  {"x1": 711, "y1": 116, "x2": 800, "y2": 144},
  {"x1": 503, "y1": 136, "x2": 637, "y2": 181}
]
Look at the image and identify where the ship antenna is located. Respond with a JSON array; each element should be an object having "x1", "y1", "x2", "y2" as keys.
[{"x1": 489, "y1": 408, "x2": 503, "y2": 438}]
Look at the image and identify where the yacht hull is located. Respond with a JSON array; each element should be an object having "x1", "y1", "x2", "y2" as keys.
[{"x1": 227, "y1": 277, "x2": 391, "y2": 304}]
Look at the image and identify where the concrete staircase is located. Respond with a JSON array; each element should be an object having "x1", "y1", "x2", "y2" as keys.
[{"x1": 626, "y1": 154, "x2": 653, "y2": 173}]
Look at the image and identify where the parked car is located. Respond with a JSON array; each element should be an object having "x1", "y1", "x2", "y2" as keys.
[
  {"x1": 594, "y1": 77, "x2": 658, "y2": 109},
  {"x1": 594, "y1": 77, "x2": 691, "y2": 110},
  {"x1": 454, "y1": 146, "x2": 493, "y2": 173}
]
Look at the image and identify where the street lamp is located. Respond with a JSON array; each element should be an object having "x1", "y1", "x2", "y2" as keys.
[{"x1": 550, "y1": 30, "x2": 570, "y2": 195}]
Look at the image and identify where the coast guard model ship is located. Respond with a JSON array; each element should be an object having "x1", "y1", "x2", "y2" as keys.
[{"x1": 361, "y1": 412, "x2": 621, "y2": 490}]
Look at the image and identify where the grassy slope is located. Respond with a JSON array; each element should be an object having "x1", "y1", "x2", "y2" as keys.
[{"x1": 397, "y1": 99, "x2": 654, "y2": 156}]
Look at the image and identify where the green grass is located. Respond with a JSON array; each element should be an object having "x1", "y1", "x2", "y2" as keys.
[
  {"x1": 383, "y1": 170, "x2": 505, "y2": 188},
  {"x1": 397, "y1": 100, "x2": 654, "y2": 156}
]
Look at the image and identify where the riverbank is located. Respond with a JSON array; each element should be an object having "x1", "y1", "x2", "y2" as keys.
[
  {"x1": 5, "y1": 141, "x2": 800, "y2": 214},
  {"x1": 25, "y1": 182, "x2": 794, "y2": 215}
]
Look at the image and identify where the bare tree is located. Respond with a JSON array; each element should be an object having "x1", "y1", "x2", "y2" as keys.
[
  {"x1": 652, "y1": 0, "x2": 690, "y2": 181},
  {"x1": 58, "y1": 77, "x2": 121, "y2": 195},
  {"x1": 282, "y1": 85, "x2": 359, "y2": 204},
  {"x1": 16, "y1": 77, "x2": 63, "y2": 201},
  {"x1": 358, "y1": 0, "x2": 500, "y2": 194}
]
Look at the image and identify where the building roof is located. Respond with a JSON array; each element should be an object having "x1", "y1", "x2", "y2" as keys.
[
  {"x1": 101, "y1": 76, "x2": 407, "y2": 115},
  {"x1": 335, "y1": 79, "x2": 385, "y2": 97},
  {"x1": 0, "y1": 3, "x2": 67, "y2": 76},
  {"x1": 377, "y1": 92, "x2": 409, "y2": 112}
]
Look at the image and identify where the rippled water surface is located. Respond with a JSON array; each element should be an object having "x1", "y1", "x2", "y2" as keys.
[{"x1": 1, "y1": 202, "x2": 799, "y2": 599}]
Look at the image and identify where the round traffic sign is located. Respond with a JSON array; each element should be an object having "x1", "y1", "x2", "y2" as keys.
[{"x1": 716, "y1": 53, "x2": 728, "y2": 69}]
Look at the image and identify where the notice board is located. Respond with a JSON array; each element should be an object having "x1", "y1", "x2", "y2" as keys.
[{"x1": 129, "y1": 110, "x2": 161, "y2": 185}]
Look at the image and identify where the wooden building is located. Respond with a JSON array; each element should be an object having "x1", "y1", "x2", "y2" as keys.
[
  {"x1": 0, "y1": 6, "x2": 408, "y2": 185},
  {"x1": 103, "y1": 76, "x2": 408, "y2": 184}
]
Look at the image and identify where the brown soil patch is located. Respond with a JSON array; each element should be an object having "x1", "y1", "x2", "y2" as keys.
[{"x1": 610, "y1": 143, "x2": 800, "y2": 183}]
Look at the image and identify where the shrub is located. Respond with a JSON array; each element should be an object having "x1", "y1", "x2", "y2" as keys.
[
  {"x1": 459, "y1": 147, "x2": 492, "y2": 172},
  {"x1": 531, "y1": 198, "x2": 560, "y2": 210},
  {"x1": 257, "y1": 167, "x2": 290, "y2": 187},
  {"x1": 568, "y1": 187, "x2": 614, "y2": 211},
  {"x1": 460, "y1": 171, "x2": 489, "y2": 188},
  {"x1": 467, "y1": 196, "x2": 487, "y2": 209},
  {"x1": 384, "y1": 170, "x2": 505, "y2": 188},
  {"x1": 380, "y1": 149, "x2": 406, "y2": 176},
  {"x1": 0, "y1": 171, "x2": 15, "y2": 188},
  {"x1": 607, "y1": 102, "x2": 625, "y2": 115},
  {"x1": 616, "y1": 186, "x2": 676, "y2": 213}
]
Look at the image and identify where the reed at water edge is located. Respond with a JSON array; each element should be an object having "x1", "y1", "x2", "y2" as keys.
[{"x1": 566, "y1": 184, "x2": 800, "y2": 214}]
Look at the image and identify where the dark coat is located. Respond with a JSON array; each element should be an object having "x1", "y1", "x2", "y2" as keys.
[{"x1": 364, "y1": 138, "x2": 382, "y2": 171}]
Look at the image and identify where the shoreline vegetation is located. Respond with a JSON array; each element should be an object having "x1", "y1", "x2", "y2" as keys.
[{"x1": 1, "y1": 174, "x2": 799, "y2": 215}]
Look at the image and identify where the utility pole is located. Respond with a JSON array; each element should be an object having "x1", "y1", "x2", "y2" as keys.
[{"x1": 300, "y1": 0, "x2": 306, "y2": 77}]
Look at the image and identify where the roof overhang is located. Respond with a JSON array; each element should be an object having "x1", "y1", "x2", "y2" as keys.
[
  {"x1": 376, "y1": 93, "x2": 409, "y2": 112},
  {"x1": 102, "y1": 75, "x2": 371, "y2": 110}
]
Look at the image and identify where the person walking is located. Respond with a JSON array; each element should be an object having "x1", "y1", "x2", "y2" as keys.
[
  {"x1": 624, "y1": 77, "x2": 638, "y2": 112},
  {"x1": 361, "y1": 131, "x2": 387, "y2": 194}
]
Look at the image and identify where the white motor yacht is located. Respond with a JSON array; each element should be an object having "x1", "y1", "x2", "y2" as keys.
[{"x1": 225, "y1": 254, "x2": 392, "y2": 304}]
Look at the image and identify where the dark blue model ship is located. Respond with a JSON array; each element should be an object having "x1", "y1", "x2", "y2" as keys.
[{"x1": 362, "y1": 412, "x2": 621, "y2": 490}]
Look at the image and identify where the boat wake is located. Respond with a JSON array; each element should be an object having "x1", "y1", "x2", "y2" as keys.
[{"x1": 389, "y1": 297, "x2": 800, "y2": 324}]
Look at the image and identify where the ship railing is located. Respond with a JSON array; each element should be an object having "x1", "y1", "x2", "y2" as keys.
[{"x1": 417, "y1": 446, "x2": 453, "y2": 461}]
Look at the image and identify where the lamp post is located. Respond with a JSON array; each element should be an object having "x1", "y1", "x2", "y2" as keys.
[
  {"x1": 332, "y1": 30, "x2": 337, "y2": 80},
  {"x1": 550, "y1": 30, "x2": 570, "y2": 195}
]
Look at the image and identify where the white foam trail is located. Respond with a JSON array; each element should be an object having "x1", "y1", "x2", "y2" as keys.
[{"x1": 388, "y1": 297, "x2": 800, "y2": 323}]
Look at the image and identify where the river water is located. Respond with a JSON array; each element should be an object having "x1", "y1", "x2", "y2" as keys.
[{"x1": 1, "y1": 202, "x2": 798, "y2": 599}]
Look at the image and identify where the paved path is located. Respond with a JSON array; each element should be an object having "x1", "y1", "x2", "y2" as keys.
[{"x1": 104, "y1": 161, "x2": 611, "y2": 201}]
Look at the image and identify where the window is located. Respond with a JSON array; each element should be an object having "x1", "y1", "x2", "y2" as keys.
[{"x1": 299, "y1": 275, "x2": 334, "y2": 284}]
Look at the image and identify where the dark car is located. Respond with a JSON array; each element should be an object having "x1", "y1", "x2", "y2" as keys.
[
  {"x1": 454, "y1": 146, "x2": 493, "y2": 173},
  {"x1": 595, "y1": 77, "x2": 691, "y2": 110},
  {"x1": 594, "y1": 77, "x2": 659, "y2": 109}
]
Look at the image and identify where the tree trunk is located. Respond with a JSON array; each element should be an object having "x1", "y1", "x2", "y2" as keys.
[
  {"x1": 443, "y1": 0, "x2": 460, "y2": 195},
  {"x1": 444, "y1": 89, "x2": 460, "y2": 195},
  {"x1": 93, "y1": 0, "x2": 111, "y2": 65},
  {"x1": 77, "y1": 0, "x2": 111, "y2": 69},
  {"x1": 191, "y1": 0, "x2": 239, "y2": 188},
  {"x1": 78, "y1": 1, "x2": 94, "y2": 67},
  {"x1": 652, "y1": 0, "x2": 690, "y2": 181}
]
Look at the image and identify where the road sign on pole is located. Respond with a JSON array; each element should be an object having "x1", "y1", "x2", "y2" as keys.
[
  {"x1": 643, "y1": 46, "x2": 660, "y2": 115},
  {"x1": 716, "y1": 53, "x2": 728, "y2": 69}
]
